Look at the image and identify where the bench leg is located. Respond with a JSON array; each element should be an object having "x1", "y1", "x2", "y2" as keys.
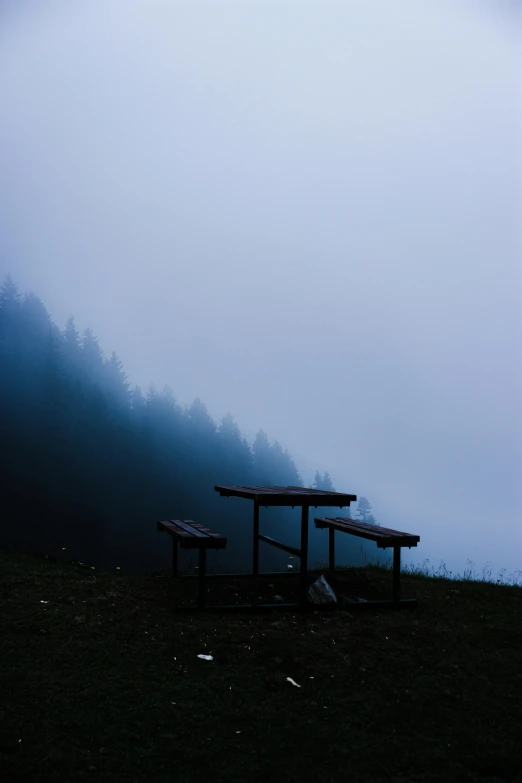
[
  {"x1": 172, "y1": 537, "x2": 178, "y2": 577},
  {"x1": 198, "y1": 548, "x2": 207, "y2": 609},
  {"x1": 329, "y1": 527, "x2": 335, "y2": 572},
  {"x1": 393, "y1": 546, "x2": 401, "y2": 603}
]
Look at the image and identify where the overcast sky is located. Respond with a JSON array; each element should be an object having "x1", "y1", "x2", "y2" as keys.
[{"x1": 1, "y1": 0, "x2": 521, "y2": 579}]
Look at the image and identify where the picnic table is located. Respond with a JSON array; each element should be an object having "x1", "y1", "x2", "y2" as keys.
[{"x1": 214, "y1": 485, "x2": 356, "y2": 609}]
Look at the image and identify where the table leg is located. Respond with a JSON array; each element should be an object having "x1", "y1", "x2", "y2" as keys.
[
  {"x1": 393, "y1": 546, "x2": 401, "y2": 603},
  {"x1": 299, "y1": 505, "x2": 309, "y2": 609},
  {"x1": 253, "y1": 501, "x2": 259, "y2": 576},
  {"x1": 329, "y1": 527, "x2": 335, "y2": 572}
]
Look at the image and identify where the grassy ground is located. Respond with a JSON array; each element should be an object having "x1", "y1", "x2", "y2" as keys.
[{"x1": 1, "y1": 550, "x2": 521, "y2": 783}]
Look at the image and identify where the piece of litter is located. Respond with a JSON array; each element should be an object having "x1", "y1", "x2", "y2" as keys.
[
  {"x1": 198, "y1": 654, "x2": 214, "y2": 661},
  {"x1": 287, "y1": 565, "x2": 293, "y2": 570},
  {"x1": 40, "y1": 600, "x2": 49, "y2": 604},
  {"x1": 286, "y1": 677, "x2": 301, "y2": 688},
  {"x1": 236, "y1": 731, "x2": 241, "y2": 734}
]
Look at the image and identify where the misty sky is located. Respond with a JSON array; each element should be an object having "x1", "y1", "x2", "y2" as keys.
[{"x1": 1, "y1": 0, "x2": 521, "y2": 578}]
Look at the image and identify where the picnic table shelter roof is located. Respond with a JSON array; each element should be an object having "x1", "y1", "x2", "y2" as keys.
[{"x1": 214, "y1": 485, "x2": 356, "y2": 507}]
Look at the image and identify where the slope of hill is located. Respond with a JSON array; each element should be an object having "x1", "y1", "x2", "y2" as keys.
[{"x1": 1, "y1": 549, "x2": 521, "y2": 783}]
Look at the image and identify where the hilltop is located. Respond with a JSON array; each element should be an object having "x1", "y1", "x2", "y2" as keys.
[{"x1": 1, "y1": 550, "x2": 521, "y2": 783}]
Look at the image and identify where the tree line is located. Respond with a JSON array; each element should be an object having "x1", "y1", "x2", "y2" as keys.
[{"x1": 1, "y1": 275, "x2": 380, "y2": 574}]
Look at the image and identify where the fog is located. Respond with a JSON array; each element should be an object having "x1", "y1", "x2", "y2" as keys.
[{"x1": 1, "y1": 0, "x2": 521, "y2": 579}]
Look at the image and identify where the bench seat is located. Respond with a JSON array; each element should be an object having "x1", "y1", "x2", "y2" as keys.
[
  {"x1": 157, "y1": 519, "x2": 227, "y2": 608},
  {"x1": 315, "y1": 517, "x2": 420, "y2": 548},
  {"x1": 157, "y1": 519, "x2": 227, "y2": 549},
  {"x1": 315, "y1": 517, "x2": 420, "y2": 605}
]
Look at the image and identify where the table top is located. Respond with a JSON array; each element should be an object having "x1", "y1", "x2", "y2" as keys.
[{"x1": 214, "y1": 485, "x2": 357, "y2": 507}]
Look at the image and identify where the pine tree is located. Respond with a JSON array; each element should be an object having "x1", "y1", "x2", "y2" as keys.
[
  {"x1": 187, "y1": 397, "x2": 216, "y2": 438},
  {"x1": 355, "y1": 496, "x2": 378, "y2": 525},
  {"x1": 218, "y1": 412, "x2": 241, "y2": 442},
  {"x1": 104, "y1": 351, "x2": 130, "y2": 409},
  {"x1": 313, "y1": 470, "x2": 323, "y2": 490},
  {"x1": 0, "y1": 274, "x2": 21, "y2": 315},
  {"x1": 21, "y1": 293, "x2": 50, "y2": 340},
  {"x1": 81, "y1": 328, "x2": 104, "y2": 369},
  {"x1": 41, "y1": 326, "x2": 72, "y2": 448},
  {"x1": 322, "y1": 471, "x2": 334, "y2": 492},
  {"x1": 252, "y1": 429, "x2": 272, "y2": 484},
  {"x1": 63, "y1": 316, "x2": 80, "y2": 351},
  {"x1": 217, "y1": 413, "x2": 254, "y2": 484},
  {"x1": 130, "y1": 385, "x2": 145, "y2": 413},
  {"x1": 279, "y1": 446, "x2": 302, "y2": 487},
  {"x1": 0, "y1": 274, "x2": 22, "y2": 351}
]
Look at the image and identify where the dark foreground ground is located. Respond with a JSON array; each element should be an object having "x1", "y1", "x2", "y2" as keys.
[{"x1": 1, "y1": 550, "x2": 521, "y2": 783}]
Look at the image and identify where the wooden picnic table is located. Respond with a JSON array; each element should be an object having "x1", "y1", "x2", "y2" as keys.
[{"x1": 214, "y1": 485, "x2": 357, "y2": 609}]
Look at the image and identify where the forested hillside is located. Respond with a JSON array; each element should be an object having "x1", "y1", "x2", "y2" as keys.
[{"x1": 1, "y1": 275, "x2": 375, "y2": 574}]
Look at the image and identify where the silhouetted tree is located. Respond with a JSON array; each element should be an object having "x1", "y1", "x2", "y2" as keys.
[
  {"x1": 312, "y1": 470, "x2": 334, "y2": 491},
  {"x1": 130, "y1": 384, "x2": 146, "y2": 415},
  {"x1": 63, "y1": 315, "x2": 80, "y2": 351},
  {"x1": 216, "y1": 413, "x2": 254, "y2": 484},
  {"x1": 322, "y1": 471, "x2": 334, "y2": 491},
  {"x1": 103, "y1": 350, "x2": 130, "y2": 410},
  {"x1": 355, "y1": 496, "x2": 378, "y2": 525},
  {"x1": 252, "y1": 429, "x2": 272, "y2": 484},
  {"x1": 0, "y1": 273, "x2": 21, "y2": 322},
  {"x1": 0, "y1": 274, "x2": 340, "y2": 573},
  {"x1": 81, "y1": 327, "x2": 104, "y2": 377},
  {"x1": 270, "y1": 441, "x2": 302, "y2": 487}
]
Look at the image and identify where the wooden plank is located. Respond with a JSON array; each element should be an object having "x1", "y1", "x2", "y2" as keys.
[
  {"x1": 314, "y1": 517, "x2": 420, "y2": 548},
  {"x1": 335, "y1": 519, "x2": 418, "y2": 539},
  {"x1": 321, "y1": 518, "x2": 396, "y2": 537},
  {"x1": 317, "y1": 517, "x2": 419, "y2": 539},
  {"x1": 215, "y1": 485, "x2": 357, "y2": 506},
  {"x1": 157, "y1": 520, "x2": 227, "y2": 549},
  {"x1": 188, "y1": 521, "x2": 227, "y2": 545},
  {"x1": 257, "y1": 493, "x2": 356, "y2": 507},
  {"x1": 215, "y1": 486, "x2": 261, "y2": 500},
  {"x1": 317, "y1": 517, "x2": 389, "y2": 540},
  {"x1": 171, "y1": 519, "x2": 210, "y2": 538},
  {"x1": 257, "y1": 534, "x2": 301, "y2": 558},
  {"x1": 157, "y1": 520, "x2": 194, "y2": 540},
  {"x1": 325, "y1": 522, "x2": 419, "y2": 548}
]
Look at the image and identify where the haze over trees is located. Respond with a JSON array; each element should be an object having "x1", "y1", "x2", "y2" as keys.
[
  {"x1": 0, "y1": 276, "x2": 382, "y2": 573},
  {"x1": 355, "y1": 497, "x2": 378, "y2": 526}
]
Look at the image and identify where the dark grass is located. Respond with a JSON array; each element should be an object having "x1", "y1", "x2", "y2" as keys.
[{"x1": 1, "y1": 550, "x2": 522, "y2": 783}]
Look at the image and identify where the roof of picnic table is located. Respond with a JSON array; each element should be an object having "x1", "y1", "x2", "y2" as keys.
[{"x1": 214, "y1": 485, "x2": 356, "y2": 507}]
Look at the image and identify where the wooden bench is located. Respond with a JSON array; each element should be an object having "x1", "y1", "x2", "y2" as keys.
[
  {"x1": 314, "y1": 517, "x2": 420, "y2": 605},
  {"x1": 157, "y1": 520, "x2": 227, "y2": 608}
]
